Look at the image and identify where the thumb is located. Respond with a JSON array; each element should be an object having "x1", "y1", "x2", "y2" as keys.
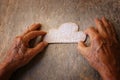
[
  {"x1": 27, "y1": 41, "x2": 48, "y2": 57},
  {"x1": 33, "y1": 41, "x2": 48, "y2": 54},
  {"x1": 78, "y1": 41, "x2": 90, "y2": 57}
]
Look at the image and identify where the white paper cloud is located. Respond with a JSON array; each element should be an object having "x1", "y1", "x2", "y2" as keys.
[{"x1": 44, "y1": 22, "x2": 86, "y2": 43}]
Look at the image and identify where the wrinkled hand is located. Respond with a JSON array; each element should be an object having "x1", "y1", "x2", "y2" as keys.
[
  {"x1": 1, "y1": 24, "x2": 48, "y2": 72},
  {"x1": 78, "y1": 17, "x2": 120, "y2": 80}
]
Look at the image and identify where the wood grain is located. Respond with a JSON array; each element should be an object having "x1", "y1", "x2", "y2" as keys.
[{"x1": 0, "y1": 0, "x2": 119, "y2": 80}]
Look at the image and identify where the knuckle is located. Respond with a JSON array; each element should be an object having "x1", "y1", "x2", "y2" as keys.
[
  {"x1": 92, "y1": 35, "x2": 103, "y2": 46},
  {"x1": 94, "y1": 35, "x2": 101, "y2": 40}
]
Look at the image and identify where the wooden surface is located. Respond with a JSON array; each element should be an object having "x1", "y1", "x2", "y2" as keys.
[{"x1": 0, "y1": 0, "x2": 120, "y2": 80}]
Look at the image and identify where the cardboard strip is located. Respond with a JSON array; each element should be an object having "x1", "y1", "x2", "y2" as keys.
[{"x1": 44, "y1": 22, "x2": 86, "y2": 43}]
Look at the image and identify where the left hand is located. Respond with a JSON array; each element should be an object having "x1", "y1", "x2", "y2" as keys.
[{"x1": 0, "y1": 23, "x2": 48, "y2": 73}]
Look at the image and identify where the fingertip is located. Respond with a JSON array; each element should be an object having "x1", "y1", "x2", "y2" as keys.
[
  {"x1": 84, "y1": 27, "x2": 95, "y2": 34},
  {"x1": 84, "y1": 28, "x2": 88, "y2": 34},
  {"x1": 42, "y1": 41, "x2": 48, "y2": 47},
  {"x1": 40, "y1": 31, "x2": 47, "y2": 35},
  {"x1": 28, "y1": 23, "x2": 41, "y2": 31},
  {"x1": 38, "y1": 41, "x2": 48, "y2": 49},
  {"x1": 84, "y1": 28, "x2": 90, "y2": 35},
  {"x1": 102, "y1": 16, "x2": 105, "y2": 19},
  {"x1": 32, "y1": 23, "x2": 41, "y2": 27},
  {"x1": 102, "y1": 16, "x2": 105, "y2": 21},
  {"x1": 78, "y1": 41, "x2": 86, "y2": 49},
  {"x1": 102, "y1": 17, "x2": 108, "y2": 22},
  {"x1": 36, "y1": 23, "x2": 42, "y2": 28},
  {"x1": 102, "y1": 16, "x2": 106, "y2": 20},
  {"x1": 43, "y1": 31, "x2": 47, "y2": 34},
  {"x1": 84, "y1": 27, "x2": 91, "y2": 34},
  {"x1": 36, "y1": 23, "x2": 41, "y2": 26},
  {"x1": 95, "y1": 18, "x2": 100, "y2": 23}
]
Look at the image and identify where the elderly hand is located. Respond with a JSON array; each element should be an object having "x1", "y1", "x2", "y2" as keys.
[
  {"x1": 0, "y1": 24, "x2": 48, "y2": 80},
  {"x1": 78, "y1": 17, "x2": 120, "y2": 80}
]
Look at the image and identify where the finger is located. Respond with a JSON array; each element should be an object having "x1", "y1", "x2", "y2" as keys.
[
  {"x1": 28, "y1": 41, "x2": 48, "y2": 56},
  {"x1": 78, "y1": 41, "x2": 90, "y2": 57},
  {"x1": 84, "y1": 27, "x2": 98, "y2": 42},
  {"x1": 23, "y1": 31, "x2": 46, "y2": 45},
  {"x1": 101, "y1": 17, "x2": 112, "y2": 36},
  {"x1": 102, "y1": 17, "x2": 118, "y2": 42},
  {"x1": 23, "y1": 23, "x2": 41, "y2": 36},
  {"x1": 95, "y1": 18, "x2": 107, "y2": 37},
  {"x1": 108, "y1": 21, "x2": 118, "y2": 43},
  {"x1": 108, "y1": 22, "x2": 117, "y2": 37}
]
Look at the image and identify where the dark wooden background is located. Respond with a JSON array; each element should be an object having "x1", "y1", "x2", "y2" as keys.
[{"x1": 0, "y1": 0, "x2": 119, "y2": 80}]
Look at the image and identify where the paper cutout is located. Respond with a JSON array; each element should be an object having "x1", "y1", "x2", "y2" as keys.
[{"x1": 44, "y1": 22, "x2": 86, "y2": 43}]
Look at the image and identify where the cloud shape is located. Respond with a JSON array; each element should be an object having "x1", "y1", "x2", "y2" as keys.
[{"x1": 44, "y1": 22, "x2": 86, "y2": 43}]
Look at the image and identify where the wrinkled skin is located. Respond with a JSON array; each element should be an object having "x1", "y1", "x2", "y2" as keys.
[
  {"x1": 0, "y1": 24, "x2": 48, "y2": 80},
  {"x1": 0, "y1": 17, "x2": 120, "y2": 80},
  {"x1": 78, "y1": 17, "x2": 120, "y2": 80}
]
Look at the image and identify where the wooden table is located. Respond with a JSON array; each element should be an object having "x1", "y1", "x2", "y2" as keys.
[{"x1": 0, "y1": 0, "x2": 119, "y2": 80}]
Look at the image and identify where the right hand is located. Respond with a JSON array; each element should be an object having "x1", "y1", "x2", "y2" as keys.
[{"x1": 78, "y1": 17, "x2": 120, "y2": 80}]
